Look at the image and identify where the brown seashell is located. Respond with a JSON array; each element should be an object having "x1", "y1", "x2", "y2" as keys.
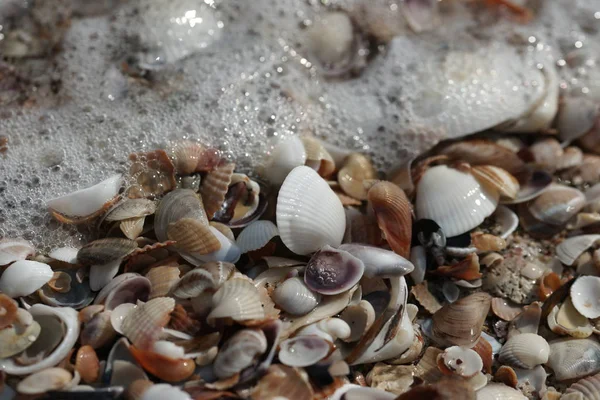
[
  {"x1": 80, "y1": 310, "x2": 117, "y2": 349},
  {"x1": 120, "y1": 217, "x2": 146, "y2": 240},
  {"x1": 170, "y1": 141, "x2": 221, "y2": 175},
  {"x1": 495, "y1": 365, "x2": 518, "y2": 388},
  {"x1": 128, "y1": 149, "x2": 177, "y2": 198},
  {"x1": 338, "y1": 153, "x2": 377, "y2": 200},
  {"x1": 251, "y1": 364, "x2": 313, "y2": 400},
  {"x1": 145, "y1": 266, "x2": 180, "y2": 299},
  {"x1": 78, "y1": 238, "x2": 138, "y2": 265},
  {"x1": 0, "y1": 294, "x2": 18, "y2": 329},
  {"x1": 124, "y1": 241, "x2": 178, "y2": 273},
  {"x1": 491, "y1": 297, "x2": 522, "y2": 321},
  {"x1": 472, "y1": 336, "x2": 493, "y2": 374},
  {"x1": 79, "y1": 305, "x2": 105, "y2": 324},
  {"x1": 415, "y1": 348, "x2": 444, "y2": 383},
  {"x1": 209, "y1": 221, "x2": 235, "y2": 242},
  {"x1": 168, "y1": 304, "x2": 202, "y2": 335},
  {"x1": 200, "y1": 162, "x2": 236, "y2": 219},
  {"x1": 129, "y1": 345, "x2": 195, "y2": 382},
  {"x1": 75, "y1": 345, "x2": 100, "y2": 384},
  {"x1": 471, "y1": 165, "x2": 520, "y2": 200},
  {"x1": 397, "y1": 377, "x2": 476, "y2": 400},
  {"x1": 471, "y1": 232, "x2": 507, "y2": 253},
  {"x1": 433, "y1": 253, "x2": 482, "y2": 280},
  {"x1": 527, "y1": 184, "x2": 586, "y2": 227},
  {"x1": 125, "y1": 379, "x2": 153, "y2": 400},
  {"x1": 121, "y1": 297, "x2": 175, "y2": 349},
  {"x1": 154, "y1": 189, "x2": 209, "y2": 242},
  {"x1": 431, "y1": 292, "x2": 491, "y2": 347},
  {"x1": 367, "y1": 181, "x2": 412, "y2": 258},
  {"x1": 538, "y1": 272, "x2": 562, "y2": 301},
  {"x1": 167, "y1": 218, "x2": 221, "y2": 254},
  {"x1": 411, "y1": 281, "x2": 442, "y2": 314},
  {"x1": 302, "y1": 137, "x2": 336, "y2": 179},
  {"x1": 47, "y1": 271, "x2": 72, "y2": 294},
  {"x1": 440, "y1": 139, "x2": 526, "y2": 175}
]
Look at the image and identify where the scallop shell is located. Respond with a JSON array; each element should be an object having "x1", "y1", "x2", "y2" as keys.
[
  {"x1": 236, "y1": 220, "x2": 279, "y2": 254},
  {"x1": 166, "y1": 217, "x2": 220, "y2": 254},
  {"x1": 154, "y1": 189, "x2": 208, "y2": 242},
  {"x1": 146, "y1": 266, "x2": 180, "y2": 299},
  {"x1": 571, "y1": 276, "x2": 600, "y2": 319},
  {"x1": 471, "y1": 165, "x2": 519, "y2": 200},
  {"x1": 251, "y1": 364, "x2": 313, "y2": 400},
  {"x1": 260, "y1": 136, "x2": 307, "y2": 185},
  {"x1": 104, "y1": 199, "x2": 156, "y2": 222},
  {"x1": 208, "y1": 278, "x2": 265, "y2": 322},
  {"x1": 565, "y1": 372, "x2": 600, "y2": 399},
  {"x1": 557, "y1": 235, "x2": 600, "y2": 266},
  {"x1": 213, "y1": 328, "x2": 267, "y2": 379},
  {"x1": 547, "y1": 338, "x2": 600, "y2": 381},
  {"x1": 76, "y1": 345, "x2": 100, "y2": 384},
  {"x1": 276, "y1": 166, "x2": 345, "y2": 255},
  {"x1": 121, "y1": 297, "x2": 175, "y2": 349},
  {"x1": 77, "y1": 238, "x2": 137, "y2": 265},
  {"x1": 416, "y1": 165, "x2": 499, "y2": 237},
  {"x1": 367, "y1": 181, "x2": 413, "y2": 258},
  {"x1": 338, "y1": 153, "x2": 377, "y2": 200},
  {"x1": 0, "y1": 238, "x2": 35, "y2": 266},
  {"x1": 432, "y1": 292, "x2": 491, "y2": 347},
  {"x1": 171, "y1": 268, "x2": 216, "y2": 299},
  {"x1": 279, "y1": 336, "x2": 331, "y2": 367},
  {"x1": 200, "y1": 162, "x2": 236, "y2": 219},
  {"x1": 178, "y1": 226, "x2": 241, "y2": 265},
  {"x1": 272, "y1": 277, "x2": 321, "y2": 316},
  {"x1": 339, "y1": 300, "x2": 376, "y2": 342},
  {"x1": 16, "y1": 367, "x2": 72, "y2": 395},
  {"x1": 170, "y1": 141, "x2": 218, "y2": 175},
  {"x1": 0, "y1": 260, "x2": 53, "y2": 298},
  {"x1": 437, "y1": 346, "x2": 483, "y2": 378},
  {"x1": 120, "y1": 217, "x2": 146, "y2": 240},
  {"x1": 476, "y1": 383, "x2": 527, "y2": 400},
  {"x1": 301, "y1": 137, "x2": 336, "y2": 179},
  {"x1": 304, "y1": 245, "x2": 365, "y2": 295},
  {"x1": 128, "y1": 346, "x2": 195, "y2": 383},
  {"x1": 498, "y1": 333, "x2": 549, "y2": 369},
  {"x1": 528, "y1": 184, "x2": 586, "y2": 226}
]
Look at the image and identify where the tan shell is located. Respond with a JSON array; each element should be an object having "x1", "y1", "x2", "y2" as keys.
[
  {"x1": 495, "y1": 365, "x2": 518, "y2": 388},
  {"x1": 128, "y1": 150, "x2": 177, "y2": 198},
  {"x1": 75, "y1": 345, "x2": 100, "y2": 384},
  {"x1": 366, "y1": 363, "x2": 415, "y2": 395},
  {"x1": 415, "y1": 347, "x2": 444, "y2": 383},
  {"x1": 120, "y1": 217, "x2": 146, "y2": 240},
  {"x1": 16, "y1": 367, "x2": 72, "y2": 394},
  {"x1": 411, "y1": 281, "x2": 442, "y2": 314},
  {"x1": 339, "y1": 300, "x2": 376, "y2": 342},
  {"x1": 167, "y1": 217, "x2": 220, "y2": 254},
  {"x1": 433, "y1": 253, "x2": 482, "y2": 281},
  {"x1": 302, "y1": 137, "x2": 336, "y2": 179},
  {"x1": 121, "y1": 297, "x2": 175, "y2": 349},
  {"x1": 77, "y1": 238, "x2": 138, "y2": 266},
  {"x1": 200, "y1": 162, "x2": 236, "y2": 219},
  {"x1": 471, "y1": 165, "x2": 520, "y2": 200},
  {"x1": 80, "y1": 310, "x2": 116, "y2": 349},
  {"x1": 547, "y1": 298, "x2": 593, "y2": 338},
  {"x1": 0, "y1": 294, "x2": 18, "y2": 329},
  {"x1": 471, "y1": 233, "x2": 507, "y2": 253},
  {"x1": 338, "y1": 153, "x2": 377, "y2": 200},
  {"x1": 210, "y1": 221, "x2": 235, "y2": 242},
  {"x1": 564, "y1": 372, "x2": 600, "y2": 399},
  {"x1": 250, "y1": 364, "x2": 313, "y2": 400},
  {"x1": 208, "y1": 278, "x2": 265, "y2": 323},
  {"x1": 154, "y1": 189, "x2": 208, "y2": 242},
  {"x1": 432, "y1": 292, "x2": 491, "y2": 347},
  {"x1": 473, "y1": 336, "x2": 493, "y2": 374},
  {"x1": 104, "y1": 199, "x2": 156, "y2": 222},
  {"x1": 171, "y1": 141, "x2": 219, "y2": 175},
  {"x1": 145, "y1": 266, "x2": 180, "y2": 299},
  {"x1": 168, "y1": 304, "x2": 201, "y2": 335}
]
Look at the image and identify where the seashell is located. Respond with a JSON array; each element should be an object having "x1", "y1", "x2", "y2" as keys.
[
  {"x1": 89, "y1": 258, "x2": 122, "y2": 292},
  {"x1": 16, "y1": 367, "x2": 72, "y2": 394},
  {"x1": 128, "y1": 149, "x2": 177, "y2": 198},
  {"x1": 0, "y1": 238, "x2": 35, "y2": 266},
  {"x1": 296, "y1": 318, "x2": 351, "y2": 342},
  {"x1": 340, "y1": 300, "x2": 376, "y2": 342},
  {"x1": 211, "y1": 174, "x2": 267, "y2": 228},
  {"x1": 437, "y1": 346, "x2": 483, "y2": 378},
  {"x1": 442, "y1": 281, "x2": 460, "y2": 303},
  {"x1": 337, "y1": 153, "x2": 377, "y2": 201},
  {"x1": 77, "y1": 238, "x2": 137, "y2": 266},
  {"x1": 260, "y1": 136, "x2": 307, "y2": 186},
  {"x1": 272, "y1": 277, "x2": 321, "y2": 316},
  {"x1": 168, "y1": 304, "x2": 201, "y2": 336},
  {"x1": 528, "y1": 184, "x2": 586, "y2": 226},
  {"x1": 154, "y1": 189, "x2": 208, "y2": 242},
  {"x1": 565, "y1": 372, "x2": 600, "y2": 399},
  {"x1": 120, "y1": 217, "x2": 146, "y2": 240},
  {"x1": 121, "y1": 297, "x2": 175, "y2": 349},
  {"x1": 0, "y1": 317, "x2": 41, "y2": 358},
  {"x1": 432, "y1": 292, "x2": 491, "y2": 347},
  {"x1": 236, "y1": 220, "x2": 279, "y2": 254},
  {"x1": 125, "y1": 379, "x2": 153, "y2": 400},
  {"x1": 493, "y1": 205, "x2": 519, "y2": 239},
  {"x1": 213, "y1": 328, "x2": 267, "y2": 379},
  {"x1": 301, "y1": 137, "x2": 336, "y2": 179},
  {"x1": 145, "y1": 266, "x2": 180, "y2": 299},
  {"x1": 0, "y1": 260, "x2": 53, "y2": 298},
  {"x1": 110, "y1": 303, "x2": 137, "y2": 334},
  {"x1": 409, "y1": 245, "x2": 427, "y2": 285},
  {"x1": 75, "y1": 345, "x2": 100, "y2": 384},
  {"x1": 211, "y1": 221, "x2": 235, "y2": 241},
  {"x1": 0, "y1": 294, "x2": 18, "y2": 329},
  {"x1": 433, "y1": 253, "x2": 482, "y2": 281},
  {"x1": 547, "y1": 338, "x2": 600, "y2": 381},
  {"x1": 580, "y1": 116, "x2": 600, "y2": 154},
  {"x1": 276, "y1": 166, "x2": 345, "y2": 255},
  {"x1": 304, "y1": 245, "x2": 365, "y2": 295},
  {"x1": 366, "y1": 363, "x2": 416, "y2": 395},
  {"x1": 81, "y1": 310, "x2": 117, "y2": 349},
  {"x1": 416, "y1": 165, "x2": 499, "y2": 237},
  {"x1": 547, "y1": 299, "x2": 593, "y2": 338},
  {"x1": 508, "y1": 302, "x2": 542, "y2": 339},
  {"x1": 278, "y1": 336, "x2": 331, "y2": 367},
  {"x1": 102, "y1": 337, "x2": 149, "y2": 386},
  {"x1": 38, "y1": 269, "x2": 94, "y2": 309},
  {"x1": 339, "y1": 243, "x2": 414, "y2": 278},
  {"x1": 99, "y1": 274, "x2": 151, "y2": 311},
  {"x1": 166, "y1": 217, "x2": 220, "y2": 255},
  {"x1": 495, "y1": 365, "x2": 518, "y2": 388},
  {"x1": 178, "y1": 226, "x2": 241, "y2": 265},
  {"x1": 411, "y1": 282, "x2": 442, "y2": 314},
  {"x1": 498, "y1": 333, "x2": 549, "y2": 369},
  {"x1": 440, "y1": 139, "x2": 526, "y2": 176},
  {"x1": 471, "y1": 232, "x2": 506, "y2": 253},
  {"x1": 48, "y1": 174, "x2": 122, "y2": 223},
  {"x1": 471, "y1": 165, "x2": 520, "y2": 200},
  {"x1": 208, "y1": 278, "x2": 265, "y2": 323},
  {"x1": 476, "y1": 383, "x2": 527, "y2": 400},
  {"x1": 171, "y1": 269, "x2": 215, "y2": 300},
  {"x1": 251, "y1": 364, "x2": 313, "y2": 400},
  {"x1": 472, "y1": 336, "x2": 493, "y2": 374},
  {"x1": 200, "y1": 162, "x2": 235, "y2": 219},
  {"x1": 170, "y1": 141, "x2": 220, "y2": 175},
  {"x1": 47, "y1": 271, "x2": 71, "y2": 293},
  {"x1": 557, "y1": 235, "x2": 600, "y2": 266},
  {"x1": 491, "y1": 298, "x2": 522, "y2": 321},
  {"x1": 571, "y1": 276, "x2": 600, "y2": 319},
  {"x1": 128, "y1": 345, "x2": 195, "y2": 383},
  {"x1": 104, "y1": 198, "x2": 156, "y2": 223},
  {"x1": 367, "y1": 181, "x2": 412, "y2": 258},
  {"x1": 557, "y1": 95, "x2": 600, "y2": 143}
]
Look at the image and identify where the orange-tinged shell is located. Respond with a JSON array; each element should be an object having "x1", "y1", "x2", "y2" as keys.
[
  {"x1": 168, "y1": 304, "x2": 202, "y2": 335},
  {"x1": 411, "y1": 282, "x2": 442, "y2": 314},
  {"x1": 433, "y1": 253, "x2": 482, "y2": 280},
  {"x1": 121, "y1": 297, "x2": 175, "y2": 349},
  {"x1": 47, "y1": 271, "x2": 72, "y2": 294},
  {"x1": 538, "y1": 272, "x2": 562, "y2": 301},
  {"x1": 302, "y1": 137, "x2": 336, "y2": 179},
  {"x1": 145, "y1": 266, "x2": 180, "y2": 299},
  {"x1": 470, "y1": 165, "x2": 520, "y2": 200},
  {"x1": 171, "y1": 141, "x2": 214, "y2": 175},
  {"x1": 167, "y1": 218, "x2": 221, "y2": 254},
  {"x1": 200, "y1": 162, "x2": 236, "y2": 219},
  {"x1": 50, "y1": 196, "x2": 119, "y2": 225},
  {"x1": 367, "y1": 181, "x2": 412, "y2": 258},
  {"x1": 75, "y1": 345, "x2": 100, "y2": 384},
  {"x1": 495, "y1": 365, "x2": 518, "y2": 388},
  {"x1": 491, "y1": 298, "x2": 522, "y2": 321},
  {"x1": 338, "y1": 154, "x2": 377, "y2": 200},
  {"x1": 472, "y1": 336, "x2": 493, "y2": 374},
  {"x1": 129, "y1": 345, "x2": 195, "y2": 382},
  {"x1": 471, "y1": 232, "x2": 506, "y2": 252},
  {"x1": 251, "y1": 364, "x2": 313, "y2": 400},
  {"x1": 0, "y1": 294, "x2": 18, "y2": 329}
]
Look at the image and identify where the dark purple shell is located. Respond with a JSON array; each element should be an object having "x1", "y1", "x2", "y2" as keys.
[{"x1": 304, "y1": 245, "x2": 365, "y2": 295}]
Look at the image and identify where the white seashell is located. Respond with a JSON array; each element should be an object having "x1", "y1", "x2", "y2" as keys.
[
  {"x1": 261, "y1": 136, "x2": 307, "y2": 185},
  {"x1": 104, "y1": 198, "x2": 156, "y2": 222},
  {"x1": 276, "y1": 166, "x2": 346, "y2": 255},
  {"x1": 236, "y1": 220, "x2": 279, "y2": 254},
  {"x1": 89, "y1": 258, "x2": 122, "y2": 292},
  {"x1": 208, "y1": 278, "x2": 265, "y2": 322},
  {"x1": 272, "y1": 277, "x2": 321, "y2": 316},
  {"x1": 279, "y1": 336, "x2": 331, "y2": 367},
  {"x1": 476, "y1": 383, "x2": 527, "y2": 400},
  {"x1": 409, "y1": 245, "x2": 427, "y2": 285},
  {"x1": 48, "y1": 247, "x2": 79, "y2": 264},
  {"x1": 47, "y1": 174, "x2": 121, "y2": 218},
  {"x1": 308, "y1": 12, "x2": 354, "y2": 66},
  {"x1": 152, "y1": 340, "x2": 186, "y2": 359},
  {"x1": 514, "y1": 365, "x2": 547, "y2": 397},
  {"x1": 296, "y1": 318, "x2": 351, "y2": 343},
  {"x1": 338, "y1": 244, "x2": 414, "y2": 277},
  {"x1": 213, "y1": 328, "x2": 267, "y2": 379},
  {"x1": 0, "y1": 304, "x2": 80, "y2": 375},
  {"x1": 0, "y1": 239, "x2": 35, "y2": 266},
  {"x1": 546, "y1": 338, "x2": 600, "y2": 381},
  {"x1": 110, "y1": 303, "x2": 137, "y2": 334},
  {"x1": 439, "y1": 346, "x2": 484, "y2": 378},
  {"x1": 493, "y1": 206, "x2": 519, "y2": 240},
  {"x1": 0, "y1": 260, "x2": 53, "y2": 298},
  {"x1": 16, "y1": 367, "x2": 72, "y2": 394},
  {"x1": 556, "y1": 235, "x2": 600, "y2": 266},
  {"x1": 141, "y1": 383, "x2": 193, "y2": 400},
  {"x1": 442, "y1": 281, "x2": 460, "y2": 303},
  {"x1": 571, "y1": 276, "x2": 600, "y2": 319},
  {"x1": 498, "y1": 333, "x2": 549, "y2": 369},
  {"x1": 528, "y1": 184, "x2": 586, "y2": 226},
  {"x1": 340, "y1": 300, "x2": 376, "y2": 342},
  {"x1": 416, "y1": 165, "x2": 499, "y2": 237}
]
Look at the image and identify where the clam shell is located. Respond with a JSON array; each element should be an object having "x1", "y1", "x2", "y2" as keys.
[
  {"x1": 47, "y1": 174, "x2": 122, "y2": 219},
  {"x1": 76, "y1": 345, "x2": 100, "y2": 384},
  {"x1": 105, "y1": 199, "x2": 156, "y2": 222},
  {"x1": 208, "y1": 278, "x2": 265, "y2": 322},
  {"x1": 178, "y1": 226, "x2": 241, "y2": 265},
  {"x1": 154, "y1": 189, "x2": 208, "y2": 242},
  {"x1": 81, "y1": 310, "x2": 117, "y2": 349},
  {"x1": 0, "y1": 294, "x2": 18, "y2": 329},
  {"x1": 438, "y1": 346, "x2": 483, "y2": 378},
  {"x1": 110, "y1": 303, "x2": 136, "y2": 334},
  {"x1": 557, "y1": 95, "x2": 599, "y2": 143},
  {"x1": 508, "y1": 302, "x2": 542, "y2": 338},
  {"x1": 528, "y1": 184, "x2": 586, "y2": 226},
  {"x1": 547, "y1": 299, "x2": 593, "y2": 338},
  {"x1": 557, "y1": 235, "x2": 600, "y2": 266},
  {"x1": 139, "y1": 383, "x2": 194, "y2": 400},
  {"x1": 476, "y1": 383, "x2": 527, "y2": 400},
  {"x1": 261, "y1": 136, "x2": 307, "y2": 185},
  {"x1": 200, "y1": 162, "x2": 235, "y2": 219},
  {"x1": 0, "y1": 238, "x2": 35, "y2": 266},
  {"x1": 491, "y1": 298, "x2": 522, "y2": 321},
  {"x1": 213, "y1": 328, "x2": 267, "y2": 379},
  {"x1": 121, "y1": 297, "x2": 175, "y2": 349},
  {"x1": 146, "y1": 266, "x2": 180, "y2": 299},
  {"x1": 120, "y1": 217, "x2": 146, "y2": 240},
  {"x1": 339, "y1": 300, "x2": 376, "y2": 342},
  {"x1": 471, "y1": 165, "x2": 519, "y2": 200},
  {"x1": 0, "y1": 317, "x2": 41, "y2": 358},
  {"x1": 279, "y1": 336, "x2": 331, "y2": 367},
  {"x1": 0, "y1": 260, "x2": 53, "y2": 298},
  {"x1": 16, "y1": 367, "x2": 72, "y2": 395},
  {"x1": 367, "y1": 181, "x2": 413, "y2": 258},
  {"x1": 48, "y1": 247, "x2": 79, "y2": 264},
  {"x1": 276, "y1": 166, "x2": 345, "y2": 255},
  {"x1": 301, "y1": 137, "x2": 335, "y2": 178},
  {"x1": 96, "y1": 274, "x2": 151, "y2": 311},
  {"x1": 338, "y1": 153, "x2": 377, "y2": 200},
  {"x1": 167, "y1": 217, "x2": 220, "y2": 254},
  {"x1": 77, "y1": 238, "x2": 137, "y2": 266},
  {"x1": 129, "y1": 346, "x2": 195, "y2": 383},
  {"x1": 571, "y1": 276, "x2": 600, "y2": 319},
  {"x1": 498, "y1": 333, "x2": 549, "y2": 369},
  {"x1": 416, "y1": 165, "x2": 499, "y2": 237},
  {"x1": 432, "y1": 292, "x2": 491, "y2": 347},
  {"x1": 565, "y1": 372, "x2": 600, "y2": 399},
  {"x1": 250, "y1": 364, "x2": 313, "y2": 400},
  {"x1": 304, "y1": 245, "x2": 365, "y2": 295},
  {"x1": 272, "y1": 277, "x2": 321, "y2": 316},
  {"x1": 236, "y1": 220, "x2": 279, "y2": 254},
  {"x1": 547, "y1": 338, "x2": 600, "y2": 381}
]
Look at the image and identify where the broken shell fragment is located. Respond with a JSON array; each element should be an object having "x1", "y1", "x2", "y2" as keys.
[
  {"x1": 498, "y1": 333, "x2": 550, "y2": 369},
  {"x1": 304, "y1": 245, "x2": 365, "y2": 295},
  {"x1": 272, "y1": 277, "x2": 321, "y2": 316},
  {"x1": 121, "y1": 297, "x2": 175, "y2": 349},
  {"x1": 0, "y1": 316, "x2": 41, "y2": 358},
  {"x1": 0, "y1": 294, "x2": 18, "y2": 329},
  {"x1": 547, "y1": 298, "x2": 593, "y2": 338},
  {"x1": 557, "y1": 235, "x2": 600, "y2": 266},
  {"x1": 339, "y1": 300, "x2": 376, "y2": 342},
  {"x1": 105, "y1": 198, "x2": 156, "y2": 222},
  {"x1": 431, "y1": 292, "x2": 491, "y2": 347},
  {"x1": 470, "y1": 165, "x2": 520, "y2": 200},
  {"x1": 0, "y1": 260, "x2": 53, "y2": 298}
]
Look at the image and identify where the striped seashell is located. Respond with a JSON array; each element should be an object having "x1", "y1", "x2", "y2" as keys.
[
  {"x1": 208, "y1": 278, "x2": 265, "y2": 323},
  {"x1": 200, "y1": 162, "x2": 236, "y2": 219},
  {"x1": 145, "y1": 266, "x2": 180, "y2": 299},
  {"x1": 121, "y1": 297, "x2": 175, "y2": 349}
]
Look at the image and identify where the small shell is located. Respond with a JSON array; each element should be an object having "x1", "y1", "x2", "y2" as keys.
[
  {"x1": 339, "y1": 244, "x2": 413, "y2": 279},
  {"x1": 491, "y1": 298, "x2": 522, "y2": 321},
  {"x1": 120, "y1": 217, "x2": 146, "y2": 240},
  {"x1": 564, "y1": 372, "x2": 600, "y2": 399},
  {"x1": 121, "y1": 297, "x2": 175, "y2": 349},
  {"x1": 260, "y1": 136, "x2": 307, "y2": 186},
  {"x1": 208, "y1": 278, "x2": 265, "y2": 322},
  {"x1": 89, "y1": 258, "x2": 122, "y2": 291},
  {"x1": 250, "y1": 364, "x2": 313, "y2": 400},
  {"x1": 471, "y1": 233, "x2": 506, "y2": 253},
  {"x1": 0, "y1": 317, "x2": 41, "y2": 358},
  {"x1": 301, "y1": 137, "x2": 336, "y2": 179},
  {"x1": 278, "y1": 336, "x2": 331, "y2": 367},
  {"x1": 499, "y1": 333, "x2": 549, "y2": 369},
  {"x1": 304, "y1": 245, "x2": 365, "y2": 295},
  {"x1": 437, "y1": 346, "x2": 483, "y2": 378},
  {"x1": 367, "y1": 181, "x2": 413, "y2": 258},
  {"x1": 170, "y1": 141, "x2": 220, "y2": 175},
  {"x1": 440, "y1": 139, "x2": 526, "y2": 176},
  {"x1": 0, "y1": 238, "x2": 35, "y2": 266},
  {"x1": 47, "y1": 247, "x2": 79, "y2": 264},
  {"x1": 75, "y1": 345, "x2": 100, "y2": 384},
  {"x1": 105, "y1": 199, "x2": 156, "y2": 222},
  {"x1": 508, "y1": 302, "x2": 542, "y2": 338},
  {"x1": 296, "y1": 317, "x2": 351, "y2": 342},
  {"x1": 493, "y1": 206, "x2": 519, "y2": 239},
  {"x1": 213, "y1": 328, "x2": 267, "y2": 379},
  {"x1": 128, "y1": 346, "x2": 195, "y2": 383},
  {"x1": 571, "y1": 276, "x2": 600, "y2": 319},
  {"x1": 16, "y1": 367, "x2": 72, "y2": 394},
  {"x1": 236, "y1": 220, "x2": 279, "y2": 254},
  {"x1": 200, "y1": 162, "x2": 236, "y2": 219},
  {"x1": 168, "y1": 304, "x2": 201, "y2": 336},
  {"x1": 547, "y1": 299, "x2": 593, "y2": 338},
  {"x1": 146, "y1": 266, "x2": 180, "y2": 299},
  {"x1": 39, "y1": 269, "x2": 94, "y2": 309},
  {"x1": 366, "y1": 363, "x2": 416, "y2": 395},
  {"x1": 97, "y1": 274, "x2": 151, "y2": 311},
  {"x1": 128, "y1": 150, "x2": 177, "y2": 198},
  {"x1": 471, "y1": 165, "x2": 519, "y2": 200},
  {"x1": 339, "y1": 300, "x2": 376, "y2": 342},
  {"x1": 546, "y1": 338, "x2": 600, "y2": 381},
  {"x1": 473, "y1": 337, "x2": 493, "y2": 374},
  {"x1": 77, "y1": 238, "x2": 137, "y2": 265},
  {"x1": 432, "y1": 292, "x2": 491, "y2": 347},
  {"x1": 416, "y1": 165, "x2": 499, "y2": 237},
  {"x1": 110, "y1": 303, "x2": 136, "y2": 334},
  {"x1": 557, "y1": 235, "x2": 600, "y2": 266},
  {"x1": 154, "y1": 189, "x2": 208, "y2": 242},
  {"x1": 0, "y1": 294, "x2": 18, "y2": 329},
  {"x1": 338, "y1": 153, "x2": 377, "y2": 200},
  {"x1": 171, "y1": 268, "x2": 216, "y2": 299},
  {"x1": 476, "y1": 383, "x2": 527, "y2": 400},
  {"x1": 433, "y1": 253, "x2": 482, "y2": 281},
  {"x1": 528, "y1": 184, "x2": 586, "y2": 226},
  {"x1": 409, "y1": 245, "x2": 427, "y2": 285},
  {"x1": 272, "y1": 277, "x2": 321, "y2": 316},
  {"x1": 0, "y1": 260, "x2": 53, "y2": 298},
  {"x1": 167, "y1": 218, "x2": 220, "y2": 255},
  {"x1": 81, "y1": 310, "x2": 117, "y2": 349}
]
